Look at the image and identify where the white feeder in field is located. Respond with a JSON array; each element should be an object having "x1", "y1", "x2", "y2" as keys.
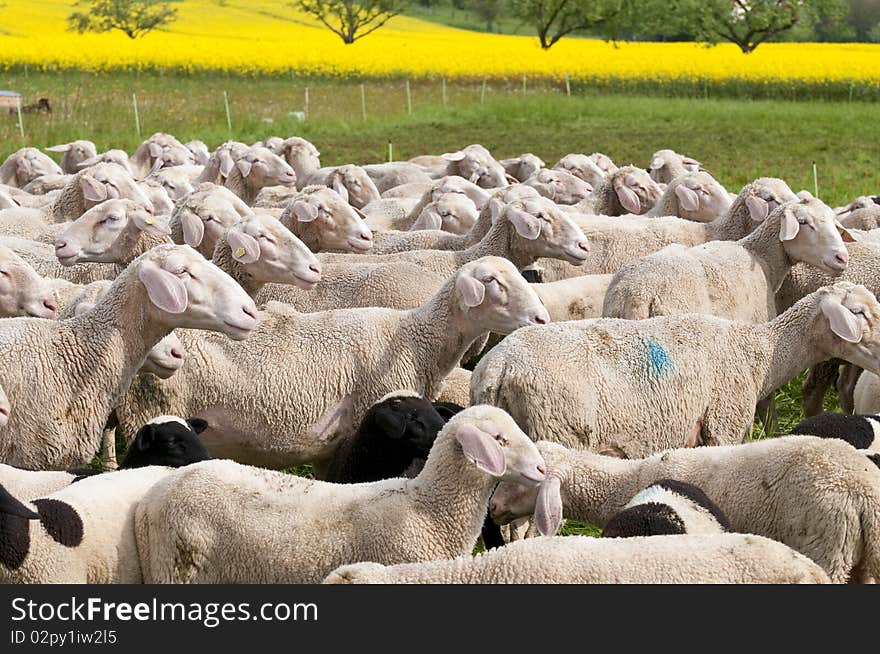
[{"x1": 0, "y1": 91, "x2": 22, "y2": 112}]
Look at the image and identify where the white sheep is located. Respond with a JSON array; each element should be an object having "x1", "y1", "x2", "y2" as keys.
[
  {"x1": 440, "y1": 145, "x2": 510, "y2": 188},
  {"x1": 408, "y1": 193, "x2": 479, "y2": 235},
  {"x1": 501, "y1": 154, "x2": 545, "y2": 182},
  {"x1": 0, "y1": 148, "x2": 64, "y2": 188},
  {"x1": 301, "y1": 164, "x2": 381, "y2": 210},
  {"x1": 279, "y1": 185, "x2": 373, "y2": 253},
  {"x1": 169, "y1": 182, "x2": 253, "y2": 258},
  {"x1": 643, "y1": 171, "x2": 732, "y2": 223},
  {"x1": 324, "y1": 534, "x2": 829, "y2": 584},
  {"x1": 134, "y1": 405, "x2": 548, "y2": 583},
  {"x1": 0, "y1": 244, "x2": 259, "y2": 469},
  {"x1": 224, "y1": 147, "x2": 297, "y2": 205},
  {"x1": 362, "y1": 162, "x2": 433, "y2": 193},
  {"x1": 472, "y1": 282, "x2": 880, "y2": 457},
  {"x1": 552, "y1": 154, "x2": 606, "y2": 189},
  {"x1": 196, "y1": 141, "x2": 250, "y2": 185},
  {"x1": 575, "y1": 165, "x2": 663, "y2": 216},
  {"x1": 0, "y1": 245, "x2": 59, "y2": 319},
  {"x1": 648, "y1": 149, "x2": 703, "y2": 184},
  {"x1": 525, "y1": 169, "x2": 594, "y2": 205},
  {"x1": 489, "y1": 436, "x2": 880, "y2": 583},
  {"x1": 45, "y1": 141, "x2": 98, "y2": 174}
]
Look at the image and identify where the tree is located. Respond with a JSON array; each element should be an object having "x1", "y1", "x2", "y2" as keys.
[
  {"x1": 511, "y1": 0, "x2": 619, "y2": 49},
  {"x1": 632, "y1": 0, "x2": 847, "y2": 53},
  {"x1": 468, "y1": 0, "x2": 506, "y2": 31},
  {"x1": 295, "y1": 0, "x2": 409, "y2": 43},
  {"x1": 67, "y1": 0, "x2": 179, "y2": 39}
]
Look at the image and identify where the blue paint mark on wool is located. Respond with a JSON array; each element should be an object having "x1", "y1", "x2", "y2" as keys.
[{"x1": 646, "y1": 339, "x2": 673, "y2": 376}]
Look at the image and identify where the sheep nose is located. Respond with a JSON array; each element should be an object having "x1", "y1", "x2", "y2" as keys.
[
  {"x1": 170, "y1": 347, "x2": 184, "y2": 360},
  {"x1": 309, "y1": 263, "x2": 321, "y2": 275},
  {"x1": 835, "y1": 252, "x2": 849, "y2": 266},
  {"x1": 537, "y1": 465, "x2": 546, "y2": 475},
  {"x1": 578, "y1": 241, "x2": 590, "y2": 253},
  {"x1": 242, "y1": 305, "x2": 258, "y2": 321},
  {"x1": 43, "y1": 299, "x2": 57, "y2": 314},
  {"x1": 54, "y1": 241, "x2": 67, "y2": 251},
  {"x1": 360, "y1": 232, "x2": 372, "y2": 242},
  {"x1": 533, "y1": 314, "x2": 548, "y2": 325}
]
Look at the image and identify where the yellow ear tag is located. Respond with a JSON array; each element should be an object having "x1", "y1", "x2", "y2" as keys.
[
  {"x1": 145, "y1": 217, "x2": 155, "y2": 225},
  {"x1": 235, "y1": 247, "x2": 246, "y2": 258}
]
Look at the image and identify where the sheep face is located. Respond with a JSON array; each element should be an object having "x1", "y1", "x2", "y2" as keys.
[
  {"x1": 79, "y1": 163, "x2": 155, "y2": 213},
  {"x1": 54, "y1": 199, "x2": 169, "y2": 265},
  {"x1": 553, "y1": 154, "x2": 605, "y2": 189},
  {"x1": 226, "y1": 212, "x2": 322, "y2": 290},
  {"x1": 589, "y1": 152, "x2": 617, "y2": 175},
  {"x1": 139, "y1": 180, "x2": 175, "y2": 215},
  {"x1": 526, "y1": 169, "x2": 593, "y2": 205},
  {"x1": 818, "y1": 283, "x2": 880, "y2": 376},
  {"x1": 139, "y1": 332, "x2": 186, "y2": 379},
  {"x1": 0, "y1": 246, "x2": 57, "y2": 319},
  {"x1": 45, "y1": 141, "x2": 98, "y2": 174},
  {"x1": 412, "y1": 193, "x2": 478, "y2": 235},
  {"x1": 289, "y1": 189, "x2": 373, "y2": 252},
  {"x1": 454, "y1": 256, "x2": 550, "y2": 335},
  {"x1": 673, "y1": 171, "x2": 731, "y2": 223},
  {"x1": 502, "y1": 196, "x2": 591, "y2": 265},
  {"x1": 121, "y1": 415, "x2": 210, "y2": 468},
  {"x1": 237, "y1": 147, "x2": 296, "y2": 188},
  {"x1": 151, "y1": 169, "x2": 195, "y2": 201},
  {"x1": 6, "y1": 148, "x2": 64, "y2": 186},
  {"x1": 136, "y1": 245, "x2": 258, "y2": 340},
  {"x1": 777, "y1": 198, "x2": 852, "y2": 276},
  {"x1": 612, "y1": 167, "x2": 663, "y2": 215},
  {"x1": 331, "y1": 166, "x2": 380, "y2": 210},
  {"x1": 443, "y1": 145, "x2": 508, "y2": 189}
]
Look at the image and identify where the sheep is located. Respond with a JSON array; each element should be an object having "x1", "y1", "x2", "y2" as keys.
[
  {"x1": 0, "y1": 148, "x2": 64, "y2": 188},
  {"x1": 368, "y1": 184, "x2": 532, "y2": 255},
  {"x1": 648, "y1": 149, "x2": 703, "y2": 184},
  {"x1": 489, "y1": 435, "x2": 880, "y2": 583},
  {"x1": 45, "y1": 141, "x2": 98, "y2": 174},
  {"x1": 0, "y1": 415, "x2": 209, "y2": 501},
  {"x1": 643, "y1": 171, "x2": 732, "y2": 223},
  {"x1": 362, "y1": 162, "x2": 434, "y2": 193},
  {"x1": 836, "y1": 196, "x2": 880, "y2": 221},
  {"x1": 854, "y1": 371, "x2": 880, "y2": 415},
  {"x1": 137, "y1": 178, "x2": 175, "y2": 216},
  {"x1": 43, "y1": 162, "x2": 155, "y2": 224},
  {"x1": 317, "y1": 194, "x2": 592, "y2": 277},
  {"x1": 184, "y1": 140, "x2": 210, "y2": 166},
  {"x1": 134, "y1": 405, "x2": 548, "y2": 584},
  {"x1": 603, "y1": 197, "x2": 852, "y2": 322},
  {"x1": 535, "y1": 176, "x2": 798, "y2": 280},
  {"x1": 408, "y1": 193, "x2": 479, "y2": 235},
  {"x1": 531, "y1": 274, "x2": 613, "y2": 321},
  {"x1": 552, "y1": 154, "x2": 606, "y2": 189},
  {"x1": 76, "y1": 149, "x2": 135, "y2": 175},
  {"x1": 252, "y1": 185, "x2": 300, "y2": 209},
  {"x1": 266, "y1": 137, "x2": 320, "y2": 185},
  {"x1": 302, "y1": 164, "x2": 381, "y2": 210},
  {"x1": 0, "y1": 466, "x2": 175, "y2": 583},
  {"x1": 0, "y1": 244, "x2": 259, "y2": 469},
  {"x1": 367, "y1": 176, "x2": 490, "y2": 232},
  {"x1": 129, "y1": 133, "x2": 193, "y2": 178},
  {"x1": 0, "y1": 235, "x2": 115, "y2": 285},
  {"x1": 501, "y1": 154, "x2": 545, "y2": 182},
  {"x1": 380, "y1": 176, "x2": 490, "y2": 209},
  {"x1": 279, "y1": 185, "x2": 373, "y2": 253},
  {"x1": 440, "y1": 145, "x2": 510, "y2": 188},
  {"x1": 472, "y1": 282, "x2": 880, "y2": 457},
  {"x1": 196, "y1": 141, "x2": 250, "y2": 185},
  {"x1": 790, "y1": 413, "x2": 880, "y2": 457},
  {"x1": 575, "y1": 166, "x2": 663, "y2": 216},
  {"x1": 322, "y1": 391, "x2": 452, "y2": 483},
  {"x1": 438, "y1": 367, "x2": 472, "y2": 407},
  {"x1": 148, "y1": 165, "x2": 202, "y2": 201},
  {"x1": 324, "y1": 533, "x2": 829, "y2": 584},
  {"x1": 0, "y1": 244, "x2": 58, "y2": 318},
  {"x1": 169, "y1": 182, "x2": 253, "y2": 258},
  {"x1": 21, "y1": 174, "x2": 71, "y2": 195},
  {"x1": 601, "y1": 479, "x2": 731, "y2": 538},
  {"x1": 224, "y1": 147, "x2": 297, "y2": 205},
  {"x1": 113, "y1": 256, "x2": 550, "y2": 467},
  {"x1": 525, "y1": 169, "x2": 594, "y2": 205}
]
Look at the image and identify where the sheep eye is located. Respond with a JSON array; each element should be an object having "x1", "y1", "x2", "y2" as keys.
[
  {"x1": 0, "y1": 270, "x2": 9, "y2": 278},
  {"x1": 493, "y1": 434, "x2": 508, "y2": 445}
]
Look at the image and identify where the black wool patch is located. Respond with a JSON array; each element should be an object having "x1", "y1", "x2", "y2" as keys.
[
  {"x1": 33, "y1": 499, "x2": 84, "y2": 547},
  {"x1": 654, "y1": 478, "x2": 731, "y2": 531},
  {"x1": 601, "y1": 502, "x2": 686, "y2": 538},
  {"x1": 0, "y1": 513, "x2": 31, "y2": 569}
]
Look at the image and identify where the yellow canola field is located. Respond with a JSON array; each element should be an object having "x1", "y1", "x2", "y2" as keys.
[{"x1": 1, "y1": 0, "x2": 878, "y2": 85}]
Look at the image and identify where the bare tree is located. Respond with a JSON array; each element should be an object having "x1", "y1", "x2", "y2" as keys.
[
  {"x1": 512, "y1": 0, "x2": 618, "y2": 49},
  {"x1": 295, "y1": 0, "x2": 410, "y2": 44},
  {"x1": 67, "y1": 0, "x2": 179, "y2": 39}
]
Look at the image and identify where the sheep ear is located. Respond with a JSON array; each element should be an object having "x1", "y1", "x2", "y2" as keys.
[
  {"x1": 333, "y1": 176, "x2": 349, "y2": 203},
  {"x1": 73, "y1": 301, "x2": 96, "y2": 317},
  {"x1": 139, "y1": 260, "x2": 188, "y2": 314},
  {"x1": 219, "y1": 151, "x2": 235, "y2": 178},
  {"x1": 442, "y1": 151, "x2": 467, "y2": 162},
  {"x1": 821, "y1": 297, "x2": 863, "y2": 343},
  {"x1": 293, "y1": 201, "x2": 319, "y2": 223},
  {"x1": 506, "y1": 207, "x2": 541, "y2": 240},
  {"x1": 746, "y1": 195, "x2": 769, "y2": 222},
  {"x1": 649, "y1": 157, "x2": 663, "y2": 171},
  {"x1": 420, "y1": 207, "x2": 443, "y2": 230},
  {"x1": 236, "y1": 159, "x2": 253, "y2": 178},
  {"x1": 180, "y1": 208, "x2": 205, "y2": 247},
  {"x1": 836, "y1": 222, "x2": 857, "y2": 243},
  {"x1": 148, "y1": 143, "x2": 164, "y2": 158},
  {"x1": 186, "y1": 417, "x2": 208, "y2": 434},
  {"x1": 488, "y1": 197, "x2": 505, "y2": 223},
  {"x1": 80, "y1": 176, "x2": 108, "y2": 202},
  {"x1": 455, "y1": 423, "x2": 505, "y2": 476},
  {"x1": 132, "y1": 211, "x2": 171, "y2": 237},
  {"x1": 77, "y1": 156, "x2": 100, "y2": 169},
  {"x1": 353, "y1": 207, "x2": 367, "y2": 220},
  {"x1": 675, "y1": 185, "x2": 700, "y2": 212},
  {"x1": 779, "y1": 207, "x2": 800, "y2": 241},
  {"x1": 227, "y1": 229, "x2": 261, "y2": 264},
  {"x1": 534, "y1": 477, "x2": 563, "y2": 537},
  {"x1": 456, "y1": 272, "x2": 485, "y2": 308},
  {"x1": 615, "y1": 181, "x2": 641, "y2": 214},
  {"x1": 46, "y1": 144, "x2": 71, "y2": 153}
]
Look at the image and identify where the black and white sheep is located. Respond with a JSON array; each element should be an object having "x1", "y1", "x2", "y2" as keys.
[{"x1": 790, "y1": 412, "x2": 880, "y2": 467}]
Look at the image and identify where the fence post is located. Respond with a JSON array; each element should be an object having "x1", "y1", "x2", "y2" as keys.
[
  {"x1": 481, "y1": 76, "x2": 487, "y2": 104},
  {"x1": 223, "y1": 91, "x2": 232, "y2": 133},
  {"x1": 132, "y1": 93, "x2": 141, "y2": 138},
  {"x1": 405, "y1": 79, "x2": 412, "y2": 115},
  {"x1": 360, "y1": 83, "x2": 367, "y2": 120},
  {"x1": 522, "y1": 74, "x2": 526, "y2": 96},
  {"x1": 304, "y1": 87, "x2": 310, "y2": 121},
  {"x1": 16, "y1": 103, "x2": 24, "y2": 139},
  {"x1": 564, "y1": 72, "x2": 571, "y2": 97},
  {"x1": 812, "y1": 161, "x2": 819, "y2": 198},
  {"x1": 441, "y1": 78, "x2": 447, "y2": 107},
  {"x1": 703, "y1": 79, "x2": 708, "y2": 100},
  {"x1": 387, "y1": 141, "x2": 393, "y2": 163},
  {"x1": 24, "y1": 64, "x2": 28, "y2": 79}
]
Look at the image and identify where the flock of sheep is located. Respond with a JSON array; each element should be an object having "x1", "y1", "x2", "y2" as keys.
[{"x1": 0, "y1": 134, "x2": 879, "y2": 584}]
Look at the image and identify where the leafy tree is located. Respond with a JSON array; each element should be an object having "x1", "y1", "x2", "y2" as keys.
[
  {"x1": 67, "y1": 0, "x2": 179, "y2": 39},
  {"x1": 295, "y1": 0, "x2": 410, "y2": 43},
  {"x1": 468, "y1": 0, "x2": 506, "y2": 31},
  {"x1": 512, "y1": 0, "x2": 619, "y2": 49}
]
